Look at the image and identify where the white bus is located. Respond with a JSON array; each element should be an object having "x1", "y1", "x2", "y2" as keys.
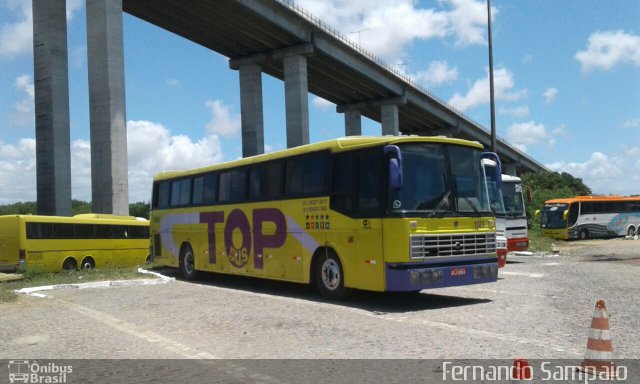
[
  {"x1": 501, "y1": 175, "x2": 529, "y2": 251},
  {"x1": 539, "y1": 196, "x2": 640, "y2": 240}
]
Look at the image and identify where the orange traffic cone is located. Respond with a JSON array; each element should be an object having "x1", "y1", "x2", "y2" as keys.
[
  {"x1": 580, "y1": 300, "x2": 617, "y2": 377},
  {"x1": 512, "y1": 358, "x2": 532, "y2": 380}
]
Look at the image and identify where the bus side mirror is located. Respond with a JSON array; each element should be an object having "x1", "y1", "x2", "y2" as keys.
[
  {"x1": 563, "y1": 210, "x2": 568, "y2": 220},
  {"x1": 385, "y1": 145, "x2": 403, "y2": 190},
  {"x1": 534, "y1": 209, "x2": 541, "y2": 218}
]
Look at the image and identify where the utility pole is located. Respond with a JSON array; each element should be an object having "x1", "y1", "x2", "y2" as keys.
[{"x1": 487, "y1": 0, "x2": 497, "y2": 153}]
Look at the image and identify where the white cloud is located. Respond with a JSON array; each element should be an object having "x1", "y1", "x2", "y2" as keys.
[
  {"x1": 448, "y1": 67, "x2": 527, "y2": 111},
  {"x1": 0, "y1": 138, "x2": 36, "y2": 204},
  {"x1": 165, "y1": 78, "x2": 182, "y2": 89},
  {"x1": 296, "y1": 0, "x2": 490, "y2": 63},
  {"x1": 0, "y1": 117, "x2": 226, "y2": 203},
  {"x1": 623, "y1": 118, "x2": 640, "y2": 129},
  {"x1": 126, "y1": 120, "x2": 224, "y2": 202},
  {"x1": 575, "y1": 30, "x2": 640, "y2": 72},
  {"x1": 543, "y1": 87, "x2": 558, "y2": 105},
  {"x1": 12, "y1": 74, "x2": 34, "y2": 126},
  {"x1": 205, "y1": 100, "x2": 241, "y2": 138},
  {"x1": 312, "y1": 96, "x2": 335, "y2": 111},
  {"x1": 1, "y1": 0, "x2": 84, "y2": 60},
  {"x1": 546, "y1": 151, "x2": 638, "y2": 195},
  {"x1": 506, "y1": 121, "x2": 546, "y2": 152},
  {"x1": 498, "y1": 105, "x2": 529, "y2": 118},
  {"x1": 413, "y1": 60, "x2": 458, "y2": 88}
]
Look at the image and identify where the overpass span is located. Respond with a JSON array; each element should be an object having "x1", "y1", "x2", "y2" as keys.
[{"x1": 123, "y1": 0, "x2": 546, "y2": 173}]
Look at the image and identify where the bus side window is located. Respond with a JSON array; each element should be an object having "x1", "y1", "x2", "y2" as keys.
[
  {"x1": 219, "y1": 169, "x2": 246, "y2": 202},
  {"x1": 358, "y1": 151, "x2": 382, "y2": 216},
  {"x1": 193, "y1": 176, "x2": 204, "y2": 205},
  {"x1": 331, "y1": 154, "x2": 356, "y2": 215},
  {"x1": 157, "y1": 182, "x2": 171, "y2": 209}
]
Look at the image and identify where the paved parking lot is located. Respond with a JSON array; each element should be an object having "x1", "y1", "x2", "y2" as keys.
[{"x1": 1, "y1": 239, "x2": 638, "y2": 381}]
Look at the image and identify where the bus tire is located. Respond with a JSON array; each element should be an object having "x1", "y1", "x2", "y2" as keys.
[
  {"x1": 179, "y1": 244, "x2": 197, "y2": 280},
  {"x1": 628, "y1": 226, "x2": 636, "y2": 237},
  {"x1": 579, "y1": 229, "x2": 589, "y2": 240},
  {"x1": 62, "y1": 257, "x2": 78, "y2": 271},
  {"x1": 316, "y1": 249, "x2": 347, "y2": 300},
  {"x1": 81, "y1": 257, "x2": 95, "y2": 271}
]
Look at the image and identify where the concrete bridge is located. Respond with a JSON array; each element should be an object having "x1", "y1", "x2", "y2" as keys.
[{"x1": 33, "y1": 0, "x2": 547, "y2": 215}]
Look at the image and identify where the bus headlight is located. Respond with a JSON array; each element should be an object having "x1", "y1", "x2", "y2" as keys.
[
  {"x1": 420, "y1": 271, "x2": 431, "y2": 284},
  {"x1": 410, "y1": 271, "x2": 420, "y2": 285}
]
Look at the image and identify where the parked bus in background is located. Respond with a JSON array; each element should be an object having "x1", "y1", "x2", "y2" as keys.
[
  {"x1": 0, "y1": 214, "x2": 150, "y2": 273},
  {"x1": 538, "y1": 196, "x2": 640, "y2": 240},
  {"x1": 482, "y1": 154, "x2": 508, "y2": 267},
  {"x1": 150, "y1": 136, "x2": 499, "y2": 299},
  {"x1": 501, "y1": 174, "x2": 529, "y2": 251}
]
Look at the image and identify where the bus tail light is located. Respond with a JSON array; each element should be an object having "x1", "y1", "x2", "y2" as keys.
[{"x1": 19, "y1": 249, "x2": 26, "y2": 264}]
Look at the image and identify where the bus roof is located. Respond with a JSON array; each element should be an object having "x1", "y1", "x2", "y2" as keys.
[
  {"x1": 0, "y1": 214, "x2": 149, "y2": 225},
  {"x1": 153, "y1": 135, "x2": 484, "y2": 181},
  {"x1": 501, "y1": 174, "x2": 522, "y2": 183},
  {"x1": 544, "y1": 195, "x2": 640, "y2": 204}
]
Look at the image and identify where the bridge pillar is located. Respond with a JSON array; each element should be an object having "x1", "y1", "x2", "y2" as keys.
[
  {"x1": 86, "y1": 0, "x2": 129, "y2": 215},
  {"x1": 503, "y1": 163, "x2": 517, "y2": 176},
  {"x1": 32, "y1": 0, "x2": 72, "y2": 216},
  {"x1": 381, "y1": 103, "x2": 399, "y2": 135},
  {"x1": 344, "y1": 110, "x2": 362, "y2": 136},
  {"x1": 238, "y1": 64, "x2": 265, "y2": 156},
  {"x1": 283, "y1": 55, "x2": 310, "y2": 147}
]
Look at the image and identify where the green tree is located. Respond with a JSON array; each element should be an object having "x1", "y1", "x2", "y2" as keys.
[
  {"x1": 521, "y1": 171, "x2": 592, "y2": 227},
  {"x1": 129, "y1": 202, "x2": 150, "y2": 219}
]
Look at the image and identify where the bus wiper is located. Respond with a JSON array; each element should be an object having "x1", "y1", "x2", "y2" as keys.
[
  {"x1": 462, "y1": 196, "x2": 480, "y2": 215},
  {"x1": 428, "y1": 191, "x2": 451, "y2": 218}
]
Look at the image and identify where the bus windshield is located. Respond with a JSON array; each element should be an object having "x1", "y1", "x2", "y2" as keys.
[
  {"x1": 389, "y1": 144, "x2": 491, "y2": 216},
  {"x1": 541, "y1": 203, "x2": 569, "y2": 229},
  {"x1": 502, "y1": 182, "x2": 526, "y2": 218}
]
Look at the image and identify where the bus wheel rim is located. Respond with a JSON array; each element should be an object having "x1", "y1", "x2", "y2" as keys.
[
  {"x1": 185, "y1": 252, "x2": 194, "y2": 274},
  {"x1": 321, "y1": 259, "x2": 340, "y2": 290}
]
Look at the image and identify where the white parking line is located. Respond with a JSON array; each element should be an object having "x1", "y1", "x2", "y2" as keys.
[{"x1": 500, "y1": 271, "x2": 545, "y2": 278}]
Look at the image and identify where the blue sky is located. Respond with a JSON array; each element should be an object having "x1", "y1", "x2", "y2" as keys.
[{"x1": 1, "y1": 0, "x2": 639, "y2": 204}]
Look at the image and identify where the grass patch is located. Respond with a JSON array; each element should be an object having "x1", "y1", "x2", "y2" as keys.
[
  {"x1": 527, "y1": 227, "x2": 562, "y2": 253},
  {"x1": 0, "y1": 267, "x2": 153, "y2": 304}
]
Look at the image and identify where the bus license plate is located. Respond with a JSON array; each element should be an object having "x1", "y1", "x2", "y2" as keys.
[{"x1": 451, "y1": 268, "x2": 466, "y2": 277}]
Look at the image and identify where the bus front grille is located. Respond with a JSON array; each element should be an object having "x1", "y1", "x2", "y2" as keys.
[{"x1": 410, "y1": 233, "x2": 497, "y2": 259}]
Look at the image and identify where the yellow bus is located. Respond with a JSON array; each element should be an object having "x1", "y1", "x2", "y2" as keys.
[
  {"x1": 0, "y1": 214, "x2": 150, "y2": 273},
  {"x1": 150, "y1": 136, "x2": 498, "y2": 298},
  {"x1": 538, "y1": 196, "x2": 640, "y2": 240}
]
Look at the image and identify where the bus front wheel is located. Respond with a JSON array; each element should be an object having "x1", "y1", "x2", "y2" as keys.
[
  {"x1": 316, "y1": 250, "x2": 347, "y2": 300},
  {"x1": 62, "y1": 258, "x2": 78, "y2": 271},
  {"x1": 579, "y1": 229, "x2": 589, "y2": 240},
  {"x1": 179, "y1": 244, "x2": 197, "y2": 280}
]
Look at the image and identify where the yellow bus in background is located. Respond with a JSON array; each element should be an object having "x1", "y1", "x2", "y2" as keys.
[
  {"x1": 150, "y1": 136, "x2": 498, "y2": 299},
  {"x1": 0, "y1": 214, "x2": 150, "y2": 273}
]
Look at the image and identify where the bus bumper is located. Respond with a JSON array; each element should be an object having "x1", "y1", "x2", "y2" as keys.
[
  {"x1": 507, "y1": 238, "x2": 529, "y2": 252},
  {"x1": 384, "y1": 259, "x2": 498, "y2": 292}
]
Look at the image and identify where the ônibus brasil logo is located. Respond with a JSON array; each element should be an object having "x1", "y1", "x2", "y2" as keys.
[{"x1": 8, "y1": 360, "x2": 73, "y2": 384}]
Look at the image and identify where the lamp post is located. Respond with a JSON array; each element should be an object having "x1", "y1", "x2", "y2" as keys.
[{"x1": 487, "y1": 0, "x2": 497, "y2": 153}]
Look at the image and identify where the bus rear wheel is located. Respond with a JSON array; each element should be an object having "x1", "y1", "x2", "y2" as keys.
[
  {"x1": 179, "y1": 244, "x2": 197, "y2": 280},
  {"x1": 628, "y1": 226, "x2": 636, "y2": 237},
  {"x1": 81, "y1": 257, "x2": 95, "y2": 271},
  {"x1": 62, "y1": 258, "x2": 78, "y2": 271},
  {"x1": 316, "y1": 251, "x2": 347, "y2": 300}
]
